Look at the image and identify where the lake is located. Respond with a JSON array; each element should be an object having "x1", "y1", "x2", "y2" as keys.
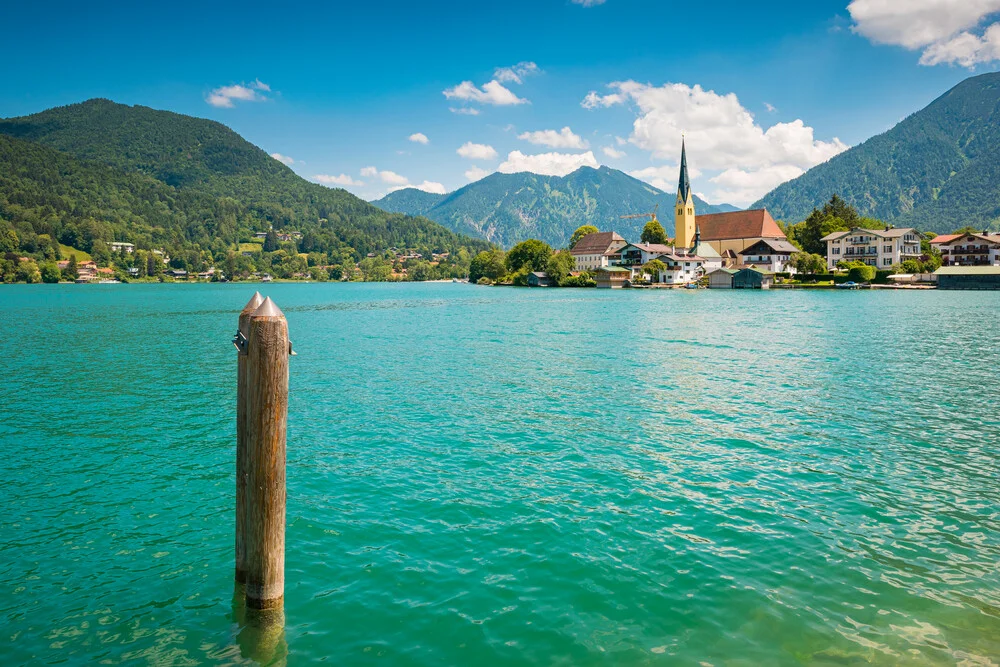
[{"x1": 1, "y1": 283, "x2": 999, "y2": 665}]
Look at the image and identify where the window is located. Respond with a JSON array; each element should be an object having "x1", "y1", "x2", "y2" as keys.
[
  {"x1": 833, "y1": 247, "x2": 840, "y2": 255},
  {"x1": 884, "y1": 246, "x2": 892, "y2": 253},
  {"x1": 883, "y1": 258, "x2": 892, "y2": 266},
  {"x1": 687, "y1": 208, "x2": 693, "y2": 214}
]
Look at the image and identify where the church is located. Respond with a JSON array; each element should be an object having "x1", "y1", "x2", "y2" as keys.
[{"x1": 673, "y1": 141, "x2": 788, "y2": 258}]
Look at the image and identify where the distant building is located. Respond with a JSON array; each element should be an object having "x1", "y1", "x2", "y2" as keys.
[
  {"x1": 527, "y1": 271, "x2": 555, "y2": 287},
  {"x1": 738, "y1": 238, "x2": 799, "y2": 273},
  {"x1": 110, "y1": 242, "x2": 135, "y2": 254},
  {"x1": 934, "y1": 265, "x2": 1000, "y2": 289},
  {"x1": 617, "y1": 243, "x2": 673, "y2": 274},
  {"x1": 707, "y1": 267, "x2": 738, "y2": 289},
  {"x1": 692, "y1": 238, "x2": 723, "y2": 273},
  {"x1": 822, "y1": 227, "x2": 921, "y2": 270},
  {"x1": 732, "y1": 267, "x2": 773, "y2": 289},
  {"x1": 570, "y1": 231, "x2": 627, "y2": 271},
  {"x1": 930, "y1": 232, "x2": 1000, "y2": 266},
  {"x1": 167, "y1": 269, "x2": 188, "y2": 279},
  {"x1": 654, "y1": 251, "x2": 706, "y2": 284},
  {"x1": 595, "y1": 266, "x2": 630, "y2": 289}
]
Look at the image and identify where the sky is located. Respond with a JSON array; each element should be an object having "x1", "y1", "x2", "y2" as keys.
[{"x1": 1, "y1": 0, "x2": 999, "y2": 207}]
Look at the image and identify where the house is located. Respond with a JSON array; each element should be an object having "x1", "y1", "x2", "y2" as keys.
[
  {"x1": 167, "y1": 269, "x2": 188, "y2": 279},
  {"x1": 692, "y1": 239, "x2": 723, "y2": 273},
  {"x1": 822, "y1": 227, "x2": 921, "y2": 270},
  {"x1": 720, "y1": 249, "x2": 739, "y2": 268},
  {"x1": 738, "y1": 238, "x2": 800, "y2": 273},
  {"x1": 127, "y1": 267, "x2": 140, "y2": 276},
  {"x1": 930, "y1": 232, "x2": 1000, "y2": 266},
  {"x1": 77, "y1": 261, "x2": 98, "y2": 281},
  {"x1": 595, "y1": 266, "x2": 630, "y2": 289},
  {"x1": 934, "y1": 265, "x2": 1000, "y2": 290},
  {"x1": 616, "y1": 243, "x2": 673, "y2": 276},
  {"x1": 707, "y1": 267, "x2": 738, "y2": 289},
  {"x1": 570, "y1": 231, "x2": 627, "y2": 271},
  {"x1": 109, "y1": 242, "x2": 135, "y2": 254},
  {"x1": 732, "y1": 267, "x2": 773, "y2": 289},
  {"x1": 694, "y1": 209, "x2": 788, "y2": 255},
  {"x1": 527, "y1": 271, "x2": 555, "y2": 287},
  {"x1": 653, "y1": 251, "x2": 706, "y2": 285}
]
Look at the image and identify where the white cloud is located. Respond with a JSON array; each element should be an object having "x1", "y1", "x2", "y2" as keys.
[
  {"x1": 629, "y1": 164, "x2": 703, "y2": 191},
  {"x1": 582, "y1": 90, "x2": 625, "y2": 109},
  {"x1": 457, "y1": 142, "x2": 499, "y2": 160},
  {"x1": 450, "y1": 107, "x2": 481, "y2": 115},
  {"x1": 518, "y1": 126, "x2": 589, "y2": 149},
  {"x1": 709, "y1": 165, "x2": 806, "y2": 205},
  {"x1": 206, "y1": 79, "x2": 271, "y2": 108},
  {"x1": 848, "y1": 0, "x2": 1000, "y2": 66},
  {"x1": 602, "y1": 146, "x2": 627, "y2": 159},
  {"x1": 764, "y1": 103, "x2": 777, "y2": 113},
  {"x1": 270, "y1": 153, "x2": 295, "y2": 165},
  {"x1": 314, "y1": 174, "x2": 364, "y2": 187},
  {"x1": 408, "y1": 132, "x2": 430, "y2": 145},
  {"x1": 593, "y1": 80, "x2": 846, "y2": 204},
  {"x1": 572, "y1": 0, "x2": 606, "y2": 5},
  {"x1": 493, "y1": 62, "x2": 540, "y2": 84},
  {"x1": 390, "y1": 181, "x2": 447, "y2": 195},
  {"x1": 443, "y1": 80, "x2": 527, "y2": 106},
  {"x1": 465, "y1": 165, "x2": 491, "y2": 181},
  {"x1": 498, "y1": 150, "x2": 599, "y2": 177},
  {"x1": 360, "y1": 166, "x2": 409, "y2": 185}
]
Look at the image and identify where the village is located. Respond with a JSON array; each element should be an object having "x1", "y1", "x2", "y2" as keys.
[{"x1": 542, "y1": 143, "x2": 1000, "y2": 291}]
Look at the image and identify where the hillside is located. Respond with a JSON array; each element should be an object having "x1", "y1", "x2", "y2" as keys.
[
  {"x1": 0, "y1": 99, "x2": 490, "y2": 263},
  {"x1": 754, "y1": 72, "x2": 1000, "y2": 233},
  {"x1": 374, "y1": 166, "x2": 738, "y2": 248}
]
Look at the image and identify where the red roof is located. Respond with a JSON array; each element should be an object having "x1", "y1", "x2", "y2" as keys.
[{"x1": 695, "y1": 209, "x2": 785, "y2": 241}]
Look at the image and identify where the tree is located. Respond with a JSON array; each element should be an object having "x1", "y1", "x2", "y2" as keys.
[
  {"x1": 644, "y1": 259, "x2": 667, "y2": 283},
  {"x1": 63, "y1": 254, "x2": 79, "y2": 281},
  {"x1": 40, "y1": 262, "x2": 61, "y2": 283},
  {"x1": 0, "y1": 227, "x2": 17, "y2": 254},
  {"x1": 263, "y1": 230, "x2": 279, "y2": 252},
  {"x1": 546, "y1": 250, "x2": 575, "y2": 285},
  {"x1": 899, "y1": 259, "x2": 922, "y2": 274},
  {"x1": 569, "y1": 225, "x2": 599, "y2": 249},
  {"x1": 469, "y1": 249, "x2": 506, "y2": 283},
  {"x1": 91, "y1": 240, "x2": 111, "y2": 267},
  {"x1": 505, "y1": 239, "x2": 552, "y2": 274},
  {"x1": 791, "y1": 252, "x2": 827, "y2": 274},
  {"x1": 15, "y1": 259, "x2": 41, "y2": 283},
  {"x1": 641, "y1": 219, "x2": 668, "y2": 245},
  {"x1": 847, "y1": 265, "x2": 876, "y2": 283},
  {"x1": 409, "y1": 261, "x2": 434, "y2": 281}
]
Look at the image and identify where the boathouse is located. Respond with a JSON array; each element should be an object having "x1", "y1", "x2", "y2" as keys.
[
  {"x1": 707, "y1": 267, "x2": 738, "y2": 289},
  {"x1": 934, "y1": 266, "x2": 1000, "y2": 290},
  {"x1": 527, "y1": 271, "x2": 554, "y2": 287},
  {"x1": 732, "y1": 267, "x2": 773, "y2": 289},
  {"x1": 595, "y1": 266, "x2": 630, "y2": 289}
]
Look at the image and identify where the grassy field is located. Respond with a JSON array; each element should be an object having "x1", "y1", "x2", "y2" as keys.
[
  {"x1": 238, "y1": 242, "x2": 263, "y2": 253},
  {"x1": 59, "y1": 244, "x2": 92, "y2": 262}
]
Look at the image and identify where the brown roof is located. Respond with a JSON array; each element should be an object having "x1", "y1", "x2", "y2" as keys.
[
  {"x1": 570, "y1": 231, "x2": 625, "y2": 255},
  {"x1": 695, "y1": 209, "x2": 785, "y2": 241},
  {"x1": 931, "y1": 233, "x2": 1000, "y2": 245},
  {"x1": 738, "y1": 238, "x2": 799, "y2": 254},
  {"x1": 930, "y1": 234, "x2": 960, "y2": 244}
]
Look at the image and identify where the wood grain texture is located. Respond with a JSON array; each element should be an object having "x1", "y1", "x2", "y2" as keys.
[
  {"x1": 244, "y1": 297, "x2": 288, "y2": 610},
  {"x1": 236, "y1": 292, "x2": 264, "y2": 585}
]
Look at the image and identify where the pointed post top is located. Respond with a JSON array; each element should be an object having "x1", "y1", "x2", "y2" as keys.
[
  {"x1": 242, "y1": 291, "x2": 265, "y2": 315},
  {"x1": 252, "y1": 296, "x2": 285, "y2": 319},
  {"x1": 677, "y1": 137, "x2": 691, "y2": 204}
]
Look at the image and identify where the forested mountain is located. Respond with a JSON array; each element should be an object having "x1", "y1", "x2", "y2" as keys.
[
  {"x1": 754, "y1": 72, "x2": 1000, "y2": 233},
  {"x1": 0, "y1": 99, "x2": 490, "y2": 276},
  {"x1": 374, "y1": 166, "x2": 738, "y2": 248}
]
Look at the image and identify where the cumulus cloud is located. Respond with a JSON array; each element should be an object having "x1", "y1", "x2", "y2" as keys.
[
  {"x1": 270, "y1": 153, "x2": 295, "y2": 165},
  {"x1": 582, "y1": 90, "x2": 625, "y2": 109},
  {"x1": 498, "y1": 150, "x2": 599, "y2": 177},
  {"x1": 602, "y1": 146, "x2": 627, "y2": 159},
  {"x1": 314, "y1": 174, "x2": 364, "y2": 187},
  {"x1": 493, "y1": 62, "x2": 540, "y2": 84},
  {"x1": 206, "y1": 79, "x2": 271, "y2": 108},
  {"x1": 848, "y1": 0, "x2": 1000, "y2": 66},
  {"x1": 409, "y1": 133, "x2": 430, "y2": 144},
  {"x1": 457, "y1": 142, "x2": 499, "y2": 160},
  {"x1": 592, "y1": 80, "x2": 846, "y2": 204},
  {"x1": 443, "y1": 80, "x2": 527, "y2": 106},
  {"x1": 390, "y1": 181, "x2": 447, "y2": 195},
  {"x1": 361, "y1": 166, "x2": 409, "y2": 185},
  {"x1": 518, "y1": 126, "x2": 589, "y2": 149},
  {"x1": 709, "y1": 165, "x2": 806, "y2": 205},
  {"x1": 450, "y1": 107, "x2": 481, "y2": 115},
  {"x1": 465, "y1": 166, "x2": 491, "y2": 181}
]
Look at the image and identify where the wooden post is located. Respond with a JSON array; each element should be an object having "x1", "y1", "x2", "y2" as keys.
[
  {"x1": 244, "y1": 297, "x2": 289, "y2": 610},
  {"x1": 235, "y1": 291, "x2": 264, "y2": 585}
]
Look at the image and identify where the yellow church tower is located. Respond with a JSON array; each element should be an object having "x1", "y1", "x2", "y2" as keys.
[{"x1": 674, "y1": 138, "x2": 696, "y2": 249}]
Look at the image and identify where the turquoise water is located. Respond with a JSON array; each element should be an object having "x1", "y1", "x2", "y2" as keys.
[{"x1": 2, "y1": 283, "x2": 999, "y2": 665}]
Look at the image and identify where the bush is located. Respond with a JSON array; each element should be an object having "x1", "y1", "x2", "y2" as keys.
[
  {"x1": 847, "y1": 265, "x2": 876, "y2": 282},
  {"x1": 559, "y1": 274, "x2": 596, "y2": 288},
  {"x1": 476, "y1": 276, "x2": 492, "y2": 285}
]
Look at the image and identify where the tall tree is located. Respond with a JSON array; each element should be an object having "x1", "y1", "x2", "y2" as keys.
[
  {"x1": 569, "y1": 225, "x2": 599, "y2": 248},
  {"x1": 641, "y1": 219, "x2": 668, "y2": 245},
  {"x1": 505, "y1": 239, "x2": 552, "y2": 274}
]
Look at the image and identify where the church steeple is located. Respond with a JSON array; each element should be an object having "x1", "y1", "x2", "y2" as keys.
[
  {"x1": 674, "y1": 137, "x2": 696, "y2": 248},
  {"x1": 677, "y1": 138, "x2": 691, "y2": 204}
]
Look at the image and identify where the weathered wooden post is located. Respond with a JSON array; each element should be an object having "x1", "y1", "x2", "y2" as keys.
[
  {"x1": 235, "y1": 291, "x2": 264, "y2": 585},
  {"x1": 244, "y1": 297, "x2": 290, "y2": 610}
]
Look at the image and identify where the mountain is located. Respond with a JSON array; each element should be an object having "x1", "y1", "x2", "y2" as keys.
[
  {"x1": 0, "y1": 99, "x2": 490, "y2": 263},
  {"x1": 373, "y1": 166, "x2": 739, "y2": 248},
  {"x1": 754, "y1": 72, "x2": 1000, "y2": 233}
]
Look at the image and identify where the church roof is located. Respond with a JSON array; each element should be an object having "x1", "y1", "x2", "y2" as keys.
[
  {"x1": 677, "y1": 139, "x2": 691, "y2": 203},
  {"x1": 695, "y1": 209, "x2": 785, "y2": 241},
  {"x1": 692, "y1": 241, "x2": 721, "y2": 258},
  {"x1": 570, "y1": 231, "x2": 626, "y2": 255}
]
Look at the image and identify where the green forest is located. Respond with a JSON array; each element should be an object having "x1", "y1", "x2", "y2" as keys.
[{"x1": 0, "y1": 99, "x2": 491, "y2": 283}]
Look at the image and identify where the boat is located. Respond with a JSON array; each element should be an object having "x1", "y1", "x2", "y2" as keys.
[{"x1": 837, "y1": 281, "x2": 860, "y2": 289}]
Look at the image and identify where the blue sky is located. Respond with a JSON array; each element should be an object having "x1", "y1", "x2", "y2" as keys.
[{"x1": 2, "y1": 0, "x2": 998, "y2": 206}]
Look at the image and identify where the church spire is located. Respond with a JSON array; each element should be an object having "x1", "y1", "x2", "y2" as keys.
[{"x1": 677, "y1": 137, "x2": 691, "y2": 204}]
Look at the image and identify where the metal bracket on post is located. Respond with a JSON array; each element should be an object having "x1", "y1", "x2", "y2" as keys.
[
  {"x1": 288, "y1": 340, "x2": 297, "y2": 357},
  {"x1": 233, "y1": 330, "x2": 249, "y2": 355}
]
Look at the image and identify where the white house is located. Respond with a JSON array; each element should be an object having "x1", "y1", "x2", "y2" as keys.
[
  {"x1": 930, "y1": 232, "x2": 1000, "y2": 266},
  {"x1": 822, "y1": 227, "x2": 922, "y2": 270},
  {"x1": 110, "y1": 242, "x2": 135, "y2": 254},
  {"x1": 738, "y1": 238, "x2": 799, "y2": 273},
  {"x1": 654, "y1": 251, "x2": 706, "y2": 285}
]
